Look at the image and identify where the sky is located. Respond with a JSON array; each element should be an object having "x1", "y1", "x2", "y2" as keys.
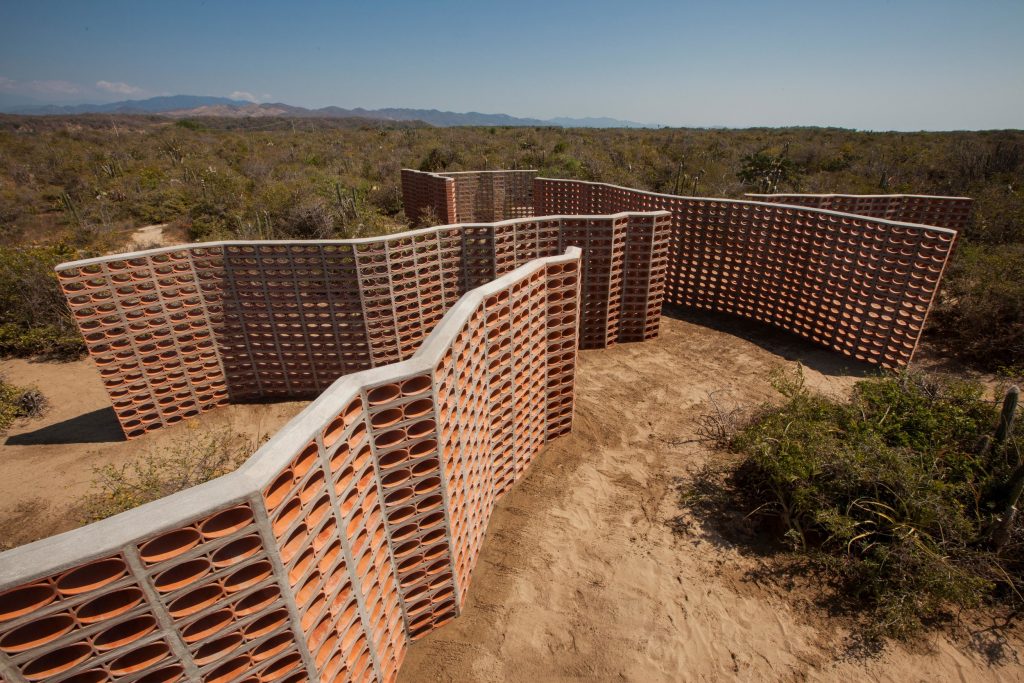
[{"x1": 1, "y1": 0, "x2": 1022, "y2": 130}]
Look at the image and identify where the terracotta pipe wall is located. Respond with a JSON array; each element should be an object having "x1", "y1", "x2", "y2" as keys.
[
  {"x1": 55, "y1": 213, "x2": 670, "y2": 439},
  {"x1": 0, "y1": 247, "x2": 587, "y2": 683},
  {"x1": 400, "y1": 170, "x2": 536, "y2": 225},
  {"x1": 746, "y1": 193, "x2": 972, "y2": 231},
  {"x1": 534, "y1": 178, "x2": 960, "y2": 368}
]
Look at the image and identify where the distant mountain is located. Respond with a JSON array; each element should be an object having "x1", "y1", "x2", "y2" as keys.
[
  {"x1": 1, "y1": 95, "x2": 658, "y2": 128},
  {"x1": 4, "y1": 95, "x2": 253, "y2": 116}
]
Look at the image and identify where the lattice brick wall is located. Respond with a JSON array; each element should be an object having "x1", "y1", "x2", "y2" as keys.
[
  {"x1": 400, "y1": 170, "x2": 537, "y2": 224},
  {"x1": 536, "y1": 178, "x2": 958, "y2": 368},
  {"x1": 746, "y1": 193, "x2": 973, "y2": 231},
  {"x1": 0, "y1": 248, "x2": 582, "y2": 683},
  {"x1": 399, "y1": 170, "x2": 456, "y2": 226},
  {"x1": 56, "y1": 213, "x2": 668, "y2": 439}
]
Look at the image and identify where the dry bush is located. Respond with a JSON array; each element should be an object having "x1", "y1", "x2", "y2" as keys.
[
  {"x1": 695, "y1": 390, "x2": 747, "y2": 449},
  {"x1": 0, "y1": 375, "x2": 47, "y2": 432},
  {"x1": 75, "y1": 427, "x2": 265, "y2": 524}
]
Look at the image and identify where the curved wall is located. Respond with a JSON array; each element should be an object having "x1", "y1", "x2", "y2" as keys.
[
  {"x1": 0, "y1": 248, "x2": 582, "y2": 683},
  {"x1": 535, "y1": 178, "x2": 958, "y2": 369},
  {"x1": 746, "y1": 192, "x2": 973, "y2": 231},
  {"x1": 55, "y1": 212, "x2": 670, "y2": 438},
  {"x1": 401, "y1": 169, "x2": 536, "y2": 225},
  {"x1": 1, "y1": 173, "x2": 965, "y2": 681}
]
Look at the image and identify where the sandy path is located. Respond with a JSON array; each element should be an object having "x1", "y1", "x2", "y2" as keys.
[
  {"x1": 126, "y1": 222, "x2": 170, "y2": 249},
  {"x1": 399, "y1": 312, "x2": 1024, "y2": 682}
]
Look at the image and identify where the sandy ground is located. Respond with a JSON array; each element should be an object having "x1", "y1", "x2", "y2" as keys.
[
  {"x1": 398, "y1": 310, "x2": 1024, "y2": 683},
  {"x1": 1, "y1": 311, "x2": 1022, "y2": 680},
  {"x1": 0, "y1": 357, "x2": 306, "y2": 547},
  {"x1": 126, "y1": 222, "x2": 170, "y2": 249}
]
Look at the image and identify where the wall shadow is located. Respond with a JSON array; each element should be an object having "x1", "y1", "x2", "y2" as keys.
[
  {"x1": 662, "y1": 305, "x2": 878, "y2": 379},
  {"x1": 6, "y1": 407, "x2": 125, "y2": 445}
]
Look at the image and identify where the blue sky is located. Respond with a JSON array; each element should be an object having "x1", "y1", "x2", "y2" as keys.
[{"x1": 1, "y1": 0, "x2": 1022, "y2": 130}]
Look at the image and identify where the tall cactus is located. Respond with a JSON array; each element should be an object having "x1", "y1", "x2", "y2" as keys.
[
  {"x1": 995, "y1": 385, "x2": 1019, "y2": 446},
  {"x1": 989, "y1": 385, "x2": 1021, "y2": 550}
]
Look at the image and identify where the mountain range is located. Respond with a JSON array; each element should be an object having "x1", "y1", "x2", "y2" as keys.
[{"x1": 0, "y1": 95, "x2": 658, "y2": 128}]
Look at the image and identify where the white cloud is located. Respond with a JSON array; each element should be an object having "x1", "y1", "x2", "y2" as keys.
[
  {"x1": 96, "y1": 80, "x2": 143, "y2": 95},
  {"x1": 0, "y1": 76, "x2": 87, "y2": 96},
  {"x1": 28, "y1": 79, "x2": 82, "y2": 95},
  {"x1": 230, "y1": 90, "x2": 257, "y2": 102}
]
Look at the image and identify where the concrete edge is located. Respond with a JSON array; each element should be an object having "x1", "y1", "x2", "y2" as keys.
[
  {"x1": 535, "y1": 177, "x2": 960, "y2": 236},
  {"x1": 52, "y1": 212, "x2": 660, "y2": 272}
]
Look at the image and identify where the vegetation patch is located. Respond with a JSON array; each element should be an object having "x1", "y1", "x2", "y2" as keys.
[
  {"x1": 0, "y1": 123, "x2": 1020, "y2": 366},
  {"x1": 76, "y1": 428, "x2": 264, "y2": 523},
  {"x1": 692, "y1": 366, "x2": 1023, "y2": 643},
  {"x1": 0, "y1": 244, "x2": 86, "y2": 359},
  {"x1": 0, "y1": 375, "x2": 47, "y2": 432}
]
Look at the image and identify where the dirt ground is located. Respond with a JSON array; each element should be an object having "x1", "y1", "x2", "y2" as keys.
[
  {"x1": 398, "y1": 311, "x2": 1024, "y2": 683},
  {"x1": 1, "y1": 311, "x2": 1021, "y2": 680},
  {"x1": 0, "y1": 357, "x2": 306, "y2": 548}
]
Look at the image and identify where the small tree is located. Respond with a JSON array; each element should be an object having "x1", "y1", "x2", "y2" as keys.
[{"x1": 737, "y1": 147, "x2": 798, "y2": 193}]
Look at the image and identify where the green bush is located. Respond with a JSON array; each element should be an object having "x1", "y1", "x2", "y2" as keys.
[
  {"x1": 930, "y1": 243, "x2": 1024, "y2": 369},
  {"x1": 730, "y1": 367, "x2": 1021, "y2": 639},
  {"x1": 0, "y1": 323, "x2": 84, "y2": 358},
  {"x1": 0, "y1": 244, "x2": 85, "y2": 359},
  {"x1": 76, "y1": 429, "x2": 260, "y2": 523}
]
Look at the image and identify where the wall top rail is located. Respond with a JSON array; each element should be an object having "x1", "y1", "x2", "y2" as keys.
[
  {"x1": 536, "y1": 177, "x2": 960, "y2": 236},
  {"x1": 746, "y1": 192, "x2": 972, "y2": 201},
  {"x1": 53, "y1": 211, "x2": 667, "y2": 272}
]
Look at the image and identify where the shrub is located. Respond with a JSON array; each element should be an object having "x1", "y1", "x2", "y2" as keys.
[
  {"x1": 0, "y1": 244, "x2": 86, "y2": 359},
  {"x1": 76, "y1": 428, "x2": 261, "y2": 523},
  {"x1": 737, "y1": 147, "x2": 800, "y2": 193},
  {"x1": 729, "y1": 367, "x2": 1021, "y2": 640},
  {"x1": 418, "y1": 147, "x2": 461, "y2": 172},
  {"x1": 930, "y1": 243, "x2": 1024, "y2": 369},
  {"x1": 0, "y1": 323, "x2": 85, "y2": 358},
  {"x1": 0, "y1": 376, "x2": 47, "y2": 433}
]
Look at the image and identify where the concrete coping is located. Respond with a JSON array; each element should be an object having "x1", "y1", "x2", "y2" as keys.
[
  {"x1": 745, "y1": 192, "x2": 973, "y2": 201},
  {"x1": 1, "y1": 244, "x2": 584, "y2": 591},
  {"x1": 53, "y1": 211, "x2": 667, "y2": 272},
  {"x1": 535, "y1": 177, "x2": 960, "y2": 237},
  {"x1": 401, "y1": 168, "x2": 538, "y2": 178}
]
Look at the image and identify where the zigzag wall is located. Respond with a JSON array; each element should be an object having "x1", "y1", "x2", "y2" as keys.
[
  {"x1": 54, "y1": 213, "x2": 670, "y2": 439},
  {"x1": 534, "y1": 178, "x2": 959, "y2": 368},
  {"x1": 0, "y1": 246, "x2": 584, "y2": 683},
  {"x1": 1, "y1": 170, "x2": 966, "y2": 682},
  {"x1": 746, "y1": 193, "x2": 973, "y2": 231},
  {"x1": 400, "y1": 170, "x2": 536, "y2": 225}
]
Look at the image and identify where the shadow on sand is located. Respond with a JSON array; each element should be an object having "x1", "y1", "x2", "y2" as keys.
[
  {"x1": 662, "y1": 305, "x2": 878, "y2": 379},
  {"x1": 6, "y1": 407, "x2": 125, "y2": 445}
]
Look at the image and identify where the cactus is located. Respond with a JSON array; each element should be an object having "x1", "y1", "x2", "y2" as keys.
[
  {"x1": 995, "y1": 385, "x2": 1019, "y2": 446},
  {"x1": 988, "y1": 385, "x2": 1021, "y2": 551},
  {"x1": 59, "y1": 192, "x2": 82, "y2": 227}
]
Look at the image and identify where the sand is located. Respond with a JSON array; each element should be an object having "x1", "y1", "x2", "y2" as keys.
[
  {"x1": 397, "y1": 311, "x2": 1024, "y2": 683},
  {"x1": 0, "y1": 356, "x2": 306, "y2": 547},
  {"x1": 1, "y1": 311, "x2": 1021, "y2": 680}
]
